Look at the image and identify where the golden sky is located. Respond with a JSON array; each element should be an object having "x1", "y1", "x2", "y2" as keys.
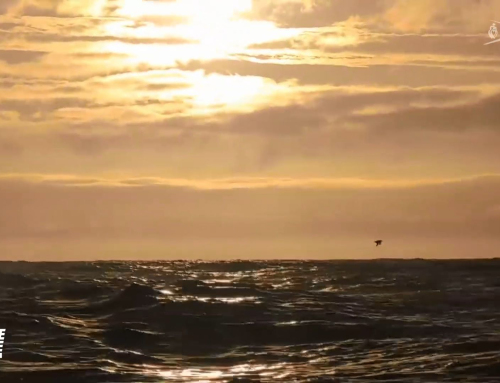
[{"x1": 1, "y1": 0, "x2": 500, "y2": 260}]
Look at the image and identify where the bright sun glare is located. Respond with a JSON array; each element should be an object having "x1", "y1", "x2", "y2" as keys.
[
  {"x1": 103, "y1": 0, "x2": 304, "y2": 111},
  {"x1": 110, "y1": 0, "x2": 296, "y2": 60},
  {"x1": 118, "y1": 0, "x2": 252, "y2": 21}
]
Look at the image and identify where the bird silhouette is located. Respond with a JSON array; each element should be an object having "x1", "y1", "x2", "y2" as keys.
[{"x1": 374, "y1": 240, "x2": 383, "y2": 246}]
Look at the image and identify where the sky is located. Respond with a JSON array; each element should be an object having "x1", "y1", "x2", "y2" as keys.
[{"x1": 1, "y1": 0, "x2": 500, "y2": 260}]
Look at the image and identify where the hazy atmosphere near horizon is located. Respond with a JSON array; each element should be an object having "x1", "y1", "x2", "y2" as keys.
[{"x1": 1, "y1": 0, "x2": 500, "y2": 260}]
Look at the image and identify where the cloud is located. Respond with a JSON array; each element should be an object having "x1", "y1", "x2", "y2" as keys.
[
  {"x1": 20, "y1": 33, "x2": 195, "y2": 45},
  {"x1": 247, "y1": 0, "x2": 500, "y2": 34},
  {"x1": 0, "y1": 97, "x2": 97, "y2": 120},
  {"x1": 7, "y1": 0, "x2": 111, "y2": 17},
  {"x1": 3, "y1": 172, "x2": 481, "y2": 189},
  {"x1": 0, "y1": 49, "x2": 47, "y2": 64},
  {"x1": 381, "y1": 0, "x2": 500, "y2": 33},
  {"x1": 346, "y1": 92, "x2": 500, "y2": 133},
  {"x1": 178, "y1": 58, "x2": 500, "y2": 88},
  {"x1": 0, "y1": 0, "x2": 19, "y2": 14},
  {"x1": 130, "y1": 85, "x2": 483, "y2": 136},
  {"x1": 1, "y1": 84, "x2": 498, "y2": 180},
  {"x1": 247, "y1": 0, "x2": 385, "y2": 27}
]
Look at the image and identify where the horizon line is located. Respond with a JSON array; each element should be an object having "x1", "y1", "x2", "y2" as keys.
[{"x1": 1, "y1": 257, "x2": 499, "y2": 263}]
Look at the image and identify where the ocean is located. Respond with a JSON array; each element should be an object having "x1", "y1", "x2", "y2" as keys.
[{"x1": 0, "y1": 259, "x2": 499, "y2": 382}]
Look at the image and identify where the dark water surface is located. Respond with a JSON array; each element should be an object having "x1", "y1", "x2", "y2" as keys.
[{"x1": 0, "y1": 259, "x2": 499, "y2": 382}]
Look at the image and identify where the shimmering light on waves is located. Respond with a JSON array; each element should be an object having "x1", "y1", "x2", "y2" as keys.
[
  {"x1": 230, "y1": 364, "x2": 269, "y2": 373},
  {"x1": 157, "y1": 368, "x2": 224, "y2": 380},
  {"x1": 217, "y1": 297, "x2": 257, "y2": 303},
  {"x1": 205, "y1": 279, "x2": 234, "y2": 284},
  {"x1": 272, "y1": 282, "x2": 294, "y2": 288},
  {"x1": 5, "y1": 261, "x2": 500, "y2": 382},
  {"x1": 276, "y1": 321, "x2": 298, "y2": 325},
  {"x1": 173, "y1": 296, "x2": 258, "y2": 303},
  {"x1": 319, "y1": 286, "x2": 342, "y2": 292},
  {"x1": 147, "y1": 362, "x2": 297, "y2": 382}
]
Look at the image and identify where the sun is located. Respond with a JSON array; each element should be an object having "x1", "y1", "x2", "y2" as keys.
[
  {"x1": 189, "y1": 73, "x2": 270, "y2": 109},
  {"x1": 109, "y1": 0, "x2": 299, "y2": 61},
  {"x1": 117, "y1": 0, "x2": 252, "y2": 22},
  {"x1": 101, "y1": 0, "x2": 307, "y2": 114}
]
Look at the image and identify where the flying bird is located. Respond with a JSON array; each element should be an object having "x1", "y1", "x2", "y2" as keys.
[{"x1": 374, "y1": 240, "x2": 383, "y2": 246}]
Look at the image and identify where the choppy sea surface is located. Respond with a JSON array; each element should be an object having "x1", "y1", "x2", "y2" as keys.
[{"x1": 0, "y1": 259, "x2": 499, "y2": 383}]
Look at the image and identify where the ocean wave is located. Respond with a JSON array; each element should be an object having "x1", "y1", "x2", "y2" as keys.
[{"x1": 0, "y1": 260, "x2": 499, "y2": 382}]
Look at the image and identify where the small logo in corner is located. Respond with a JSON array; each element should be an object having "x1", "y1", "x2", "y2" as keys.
[
  {"x1": 0, "y1": 329, "x2": 5, "y2": 358},
  {"x1": 485, "y1": 21, "x2": 500, "y2": 45},
  {"x1": 489, "y1": 22, "x2": 498, "y2": 39}
]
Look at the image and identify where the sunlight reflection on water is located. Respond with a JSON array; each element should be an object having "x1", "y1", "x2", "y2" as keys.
[
  {"x1": 152, "y1": 362, "x2": 291, "y2": 382},
  {"x1": 2, "y1": 260, "x2": 500, "y2": 382}
]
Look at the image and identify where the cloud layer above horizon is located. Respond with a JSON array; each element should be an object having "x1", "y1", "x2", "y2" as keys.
[{"x1": 1, "y1": 0, "x2": 500, "y2": 259}]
